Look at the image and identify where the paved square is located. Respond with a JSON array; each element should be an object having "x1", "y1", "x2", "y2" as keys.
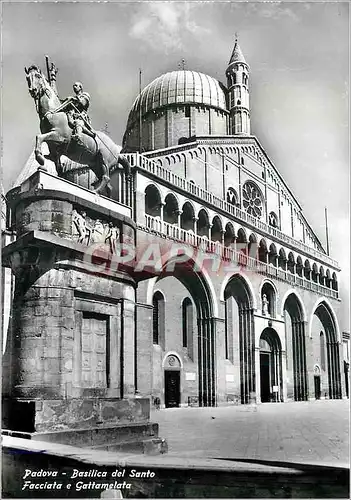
[{"x1": 151, "y1": 400, "x2": 349, "y2": 467}]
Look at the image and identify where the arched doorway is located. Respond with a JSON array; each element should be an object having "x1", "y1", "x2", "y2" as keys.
[
  {"x1": 158, "y1": 259, "x2": 216, "y2": 407},
  {"x1": 313, "y1": 365, "x2": 321, "y2": 400},
  {"x1": 259, "y1": 328, "x2": 283, "y2": 403},
  {"x1": 224, "y1": 274, "x2": 255, "y2": 404},
  {"x1": 283, "y1": 293, "x2": 307, "y2": 401},
  {"x1": 313, "y1": 302, "x2": 342, "y2": 399},
  {"x1": 164, "y1": 354, "x2": 181, "y2": 408}
]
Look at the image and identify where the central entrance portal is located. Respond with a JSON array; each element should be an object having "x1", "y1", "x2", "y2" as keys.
[{"x1": 259, "y1": 328, "x2": 283, "y2": 403}]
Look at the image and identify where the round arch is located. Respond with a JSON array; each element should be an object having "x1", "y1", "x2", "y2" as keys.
[
  {"x1": 223, "y1": 273, "x2": 257, "y2": 404},
  {"x1": 236, "y1": 227, "x2": 247, "y2": 244},
  {"x1": 153, "y1": 246, "x2": 218, "y2": 318},
  {"x1": 259, "y1": 278, "x2": 278, "y2": 299},
  {"x1": 162, "y1": 351, "x2": 183, "y2": 369},
  {"x1": 220, "y1": 272, "x2": 257, "y2": 310},
  {"x1": 181, "y1": 201, "x2": 196, "y2": 231},
  {"x1": 163, "y1": 192, "x2": 179, "y2": 224},
  {"x1": 309, "y1": 299, "x2": 342, "y2": 399},
  {"x1": 145, "y1": 184, "x2": 162, "y2": 217},
  {"x1": 282, "y1": 291, "x2": 308, "y2": 402},
  {"x1": 150, "y1": 254, "x2": 218, "y2": 407},
  {"x1": 308, "y1": 297, "x2": 341, "y2": 342},
  {"x1": 280, "y1": 289, "x2": 307, "y2": 321}
]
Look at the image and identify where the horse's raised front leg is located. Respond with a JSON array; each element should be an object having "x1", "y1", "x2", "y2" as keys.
[{"x1": 35, "y1": 130, "x2": 66, "y2": 167}]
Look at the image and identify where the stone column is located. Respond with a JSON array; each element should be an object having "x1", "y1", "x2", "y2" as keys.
[
  {"x1": 122, "y1": 287, "x2": 136, "y2": 398},
  {"x1": 281, "y1": 350, "x2": 288, "y2": 401},
  {"x1": 238, "y1": 308, "x2": 246, "y2": 404},
  {"x1": 197, "y1": 316, "x2": 204, "y2": 406},
  {"x1": 160, "y1": 202, "x2": 165, "y2": 223},
  {"x1": 220, "y1": 230, "x2": 225, "y2": 246},
  {"x1": 255, "y1": 346, "x2": 261, "y2": 403},
  {"x1": 135, "y1": 303, "x2": 153, "y2": 397},
  {"x1": 177, "y1": 210, "x2": 182, "y2": 227},
  {"x1": 193, "y1": 217, "x2": 198, "y2": 236},
  {"x1": 215, "y1": 313, "x2": 226, "y2": 405}
]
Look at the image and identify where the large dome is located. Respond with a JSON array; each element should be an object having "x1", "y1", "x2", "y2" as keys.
[{"x1": 127, "y1": 71, "x2": 227, "y2": 127}]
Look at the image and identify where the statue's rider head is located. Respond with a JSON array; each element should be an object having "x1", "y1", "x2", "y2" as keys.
[{"x1": 73, "y1": 81, "x2": 83, "y2": 95}]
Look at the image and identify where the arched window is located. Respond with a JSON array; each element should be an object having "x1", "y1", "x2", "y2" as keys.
[
  {"x1": 182, "y1": 298, "x2": 193, "y2": 349},
  {"x1": 268, "y1": 243, "x2": 278, "y2": 267},
  {"x1": 304, "y1": 260, "x2": 311, "y2": 280},
  {"x1": 235, "y1": 112, "x2": 242, "y2": 134},
  {"x1": 296, "y1": 257, "x2": 303, "y2": 277},
  {"x1": 312, "y1": 264, "x2": 318, "y2": 283},
  {"x1": 319, "y1": 266, "x2": 325, "y2": 286},
  {"x1": 224, "y1": 223, "x2": 235, "y2": 247},
  {"x1": 196, "y1": 209, "x2": 209, "y2": 237},
  {"x1": 211, "y1": 216, "x2": 222, "y2": 242},
  {"x1": 287, "y1": 252, "x2": 295, "y2": 274},
  {"x1": 248, "y1": 233, "x2": 257, "y2": 260},
  {"x1": 153, "y1": 291, "x2": 165, "y2": 346},
  {"x1": 258, "y1": 239, "x2": 268, "y2": 264},
  {"x1": 181, "y1": 202, "x2": 195, "y2": 231},
  {"x1": 145, "y1": 185, "x2": 161, "y2": 217},
  {"x1": 332, "y1": 272, "x2": 338, "y2": 291},
  {"x1": 163, "y1": 193, "x2": 179, "y2": 225},
  {"x1": 320, "y1": 331, "x2": 326, "y2": 371},
  {"x1": 278, "y1": 248, "x2": 287, "y2": 270}
]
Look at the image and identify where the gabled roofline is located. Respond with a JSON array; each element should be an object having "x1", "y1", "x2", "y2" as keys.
[{"x1": 144, "y1": 135, "x2": 327, "y2": 255}]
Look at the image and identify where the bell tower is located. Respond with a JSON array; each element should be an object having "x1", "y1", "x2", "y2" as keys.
[{"x1": 226, "y1": 36, "x2": 251, "y2": 135}]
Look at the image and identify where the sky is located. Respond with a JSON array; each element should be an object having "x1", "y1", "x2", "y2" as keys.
[{"x1": 1, "y1": 1, "x2": 349, "y2": 329}]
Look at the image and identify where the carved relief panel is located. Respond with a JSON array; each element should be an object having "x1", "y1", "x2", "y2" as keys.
[{"x1": 72, "y1": 209, "x2": 120, "y2": 254}]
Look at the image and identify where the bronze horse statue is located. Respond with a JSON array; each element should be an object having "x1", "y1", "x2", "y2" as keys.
[{"x1": 25, "y1": 64, "x2": 131, "y2": 195}]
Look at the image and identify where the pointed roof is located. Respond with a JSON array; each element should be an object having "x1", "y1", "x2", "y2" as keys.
[{"x1": 228, "y1": 38, "x2": 248, "y2": 67}]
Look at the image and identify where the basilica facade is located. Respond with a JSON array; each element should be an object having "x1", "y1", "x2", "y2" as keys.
[
  {"x1": 121, "y1": 39, "x2": 345, "y2": 407},
  {"x1": 1, "y1": 40, "x2": 347, "y2": 429}
]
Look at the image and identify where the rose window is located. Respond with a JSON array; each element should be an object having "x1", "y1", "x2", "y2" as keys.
[{"x1": 242, "y1": 182, "x2": 263, "y2": 218}]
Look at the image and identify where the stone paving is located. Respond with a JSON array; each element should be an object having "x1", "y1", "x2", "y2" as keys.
[{"x1": 151, "y1": 400, "x2": 350, "y2": 467}]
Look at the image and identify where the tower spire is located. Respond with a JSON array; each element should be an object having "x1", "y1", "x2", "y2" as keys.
[{"x1": 226, "y1": 35, "x2": 250, "y2": 135}]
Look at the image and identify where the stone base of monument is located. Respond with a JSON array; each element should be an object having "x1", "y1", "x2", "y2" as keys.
[
  {"x1": 2, "y1": 167, "x2": 166, "y2": 456},
  {"x1": 2, "y1": 398, "x2": 165, "y2": 455}
]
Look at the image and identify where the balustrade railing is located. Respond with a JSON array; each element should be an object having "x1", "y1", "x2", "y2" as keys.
[
  {"x1": 125, "y1": 152, "x2": 339, "y2": 269},
  {"x1": 140, "y1": 214, "x2": 339, "y2": 300}
]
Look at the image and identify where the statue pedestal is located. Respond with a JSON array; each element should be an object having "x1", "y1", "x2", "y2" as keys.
[{"x1": 2, "y1": 169, "x2": 165, "y2": 454}]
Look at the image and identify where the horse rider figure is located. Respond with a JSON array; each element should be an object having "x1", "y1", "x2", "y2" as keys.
[{"x1": 63, "y1": 82, "x2": 96, "y2": 144}]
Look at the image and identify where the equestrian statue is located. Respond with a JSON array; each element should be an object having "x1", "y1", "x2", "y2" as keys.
[{"x1": 25, "y1": 57, "x2": 131, "y2": 195}]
